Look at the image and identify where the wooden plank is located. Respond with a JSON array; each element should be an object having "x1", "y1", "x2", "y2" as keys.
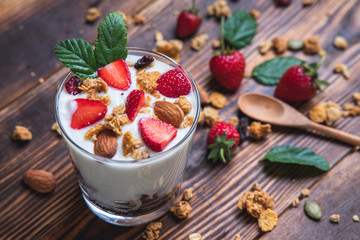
[
  {"x1": 261, "y1": 150, "x2": 360, "y2": 240},
  {"x1": 0, "y1": 0, "x2": 359, "y2": 239}
]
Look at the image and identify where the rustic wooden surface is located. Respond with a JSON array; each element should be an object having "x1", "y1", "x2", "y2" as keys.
[{"x1": 1, "y1": 0, "x2": 359, "y2": 239}]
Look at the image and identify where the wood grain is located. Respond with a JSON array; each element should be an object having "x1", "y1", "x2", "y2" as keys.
[{"x1": 0, "y1": 0, "x2": 359, "y2": 239}]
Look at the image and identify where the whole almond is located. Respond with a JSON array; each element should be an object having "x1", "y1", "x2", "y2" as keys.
[
  {"x1": 154, "y1": 101, "x2": 184, "y2": 127},
  {"x1": 94, "y1": 129, "x2": 118, "y2": 158},
  {"x1": 197, "y1": 84, "x2": 209, "y2": 104},
  {"x1": 23, "y1": 170, "x2": 56, "y2": 193}
]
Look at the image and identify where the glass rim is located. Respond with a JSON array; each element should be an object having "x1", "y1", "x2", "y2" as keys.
[{"x1": 54, "y1": 47, "x2": 201, "y2": 164}]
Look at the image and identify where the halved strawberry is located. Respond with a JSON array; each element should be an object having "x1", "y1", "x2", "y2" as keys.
[
  {"x1": 97, "y1": 59, "x2": 131, "y2": 90},
  {"x1": 139, "y1": 117, "x2": 177, "y2": 152},
  {"x1": 126, "y1": 90, "x2": 145, "y2": 122},
  {"x1": 71, "y1": 99, "x2": 107, "y2": 129},
  {"x1": 156, "y1": 69, "x2": 191, "y2": 98}
]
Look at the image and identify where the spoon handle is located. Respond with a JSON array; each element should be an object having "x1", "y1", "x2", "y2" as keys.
[{"x1": 307, "y1": 122, "x2": 360, "y2": 146}]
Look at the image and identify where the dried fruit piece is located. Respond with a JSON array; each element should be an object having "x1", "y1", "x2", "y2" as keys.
[
  {"x1": 247, "y1": 122, "x2": 271, "y2": 140},
  {"x1": 258, "y1": 209, "x2": 278, "y2": 232},
  {"x1": 333, "y1": 36, "x2": 347, "y2": 49},
  {"x1": 272, "y1": 38, "x2": 288, "y2": 54},
  {"x1": 23, "y1": 170, "x2": 56, "y2": 193},
  {"x1": 94, "y1": 130, "x2": 118, "y2": 158},
  {"x1": 209, "y1": 92, "x2": 226, "y2": 109},
  {"x1": 134, "y1": 55, "x2": 154, "y2": 70},
  {"x1": 65, "y1": 76, "x2": 81, "y2": 95},
  {"x1": 170, "y1": 201, "x2": 192, "y2": 219},
  {"x1": 143, "y1": 222, "x2": 162, "y2": 240},
  {"x1": 154, "y1": 101, "x2": 184, "y2": 128},
  {"x1": 330, "y1": 214, "x2": 340, "y2": 223},
  {"x1": 12, "y1": 125, "x2": 32, "y2": 141},
  {"x1": 304, "y1": 200, "x2": 322, "y2": 220}
]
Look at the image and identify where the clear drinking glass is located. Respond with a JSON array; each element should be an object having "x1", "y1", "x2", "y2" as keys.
[{"x1": 54, "y1": 48, "x2": 200, "y2": 226}]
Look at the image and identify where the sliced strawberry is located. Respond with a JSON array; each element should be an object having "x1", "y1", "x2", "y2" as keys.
[
  {"x1": 71, "y1": 99, "x2": 107, "y2": 129},
  {"x1": 139, "y1": 117, "x2": 177, "y2": 152},
  {"x1": 156, "y1": 69, "x2": 191, "y2": 98},
  {"x1": 97, "y1": 59, "x2": 131, "y2": 90},
  {"x1": 126, "y1": 90, "x2": 145, "y2": 122}
]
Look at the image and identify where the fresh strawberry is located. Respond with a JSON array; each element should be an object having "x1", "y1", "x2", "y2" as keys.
[
  {"x1": 274, "y1": 56, "x2": 328, "y2": 102},
  {"x1": 71, "y1": 99, "x2": 107, "y2": 129},
  {"x1": 207, "y1": 121, "x2": 240, "y2": 163},
  {"x1": 139, "y1": 117, "x2": 177, "y2": 152},
  {"x1": 65, "y1": 76, "x2": 81, "y2": 95},
  {"x1": 210, "y1": 51, "x2": 245, "y2": 90},
  {"x1": 156, "y1": 69, "x2": 191, "y2": 98},
  {"x1": 97, "y1": 59, "x2": 131, "y2": 90},
  {"x1": 176, "y1": 1, "x2": 202, "y2": 38},
  {"x1": 126, "y1": 90, "x2": 145, "y2": 122}
]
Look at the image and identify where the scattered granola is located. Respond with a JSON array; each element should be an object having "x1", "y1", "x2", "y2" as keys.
[
  {"x1": 353, "y1": 215, "x2": 359, "y2": 222},
  {"x1": 203, "y1": 107, "x2": 221, "y2": 126},
  {"x1": 253, "y1": 183, "x2": 262, "y2": 191},
  {"x1": 333, "y1": 36, "x2": 347, "y2": 49},
  {"x1": 237, "y1": 185, "x2": 275, "y2": 218},
  {"x1": 259, "y1": 40, "x2": 272, "y2": 55},
  {"x1": 150, "y1": 90, "x2": 161, "y2": 99},
  {"x1": 303, "y1": 0, "x2": 315, "y2": 6},
  {"x1": 229, "y1": 116, "x2": 239, "y2": 127},
  {"x1": 112, "y1": 104, "x2": 126, "y2": 115},
  {"x1": 127, "y1": 62, "x2": 134, "y2": 67},
  {"x1": 247, "y1": 122, "x2": 271, "y2": 140},
  {"x1": 207, "y1": 0, "x2": 231, "y2": 18},
  {"x1": 188, "y1": 233, "x2": 201, "y2": 240},
  {"x1": 140, "y1": 108, "x2": 151, "y2": 114},
  {"x1": 12, "y1": 126, "x2": 32, "y2": 141},
  {"x1": 104, "y1": 113, "x2": 129, "y2": 136},
  {"x1": 272, "y1": 38, "x2": 288, "y2": 54},
  {"x1": 51, "y1": 123, "x2": 62, "y2": 136},
  {"x1": 174, "y1": 96, "x2": 192, "y2": 115},
  {"x1": 304, "y1": 35, "x2": 322, "y2": 54},
  {"x1": 343, "y1": 103, "x2": 360, "y2": 117},
  {"x1": 234, "y1": 234, "x2": 242, "y2": 240},
  {"x1": 334, "y1": 64, "x2": 350, "y2": 79},
  {"x1": 154, "y1": 31, "x2": 183, "y2": 62},
  {"x1": 191, "y1": 34, "x2": 209, "y2": 51},
  {"x1": 292, "y1": 197, "x2": 299, "y2": 207},
  {"x1": 170, "y1": 201, "x2": 192, "y2": 219},
  {"x1": 183, "y1": 188, "x2": 193, "y2": 201},
  {"x1": 137, "y1": 71, "x2": 160, "y2": 91},
  {"x1": 258, "y1": 209, "x2": 278, "y2": 232},
  {"x1": 84, "y1": 124, "x2": 106, "y2": 140},
  {"x1": 209, "y1": 92, "x2": 226, "y2": 109},
  {"x1": 143, "y1": 222, "x2": 162, "y2": 240},
  {"x1": 330, "y1": 214, "x2": 340, "y2": 223},
  {"x1": 86, "y1": 93, "x2": 111, "y2": 105},
  {"x1": 212, "y1": 40, "x2": 221, "y2": 49},
  {"x1": 133, "y1": 14, "x2": 146, "y2": 25},
  {"x1": 78, "y1": 78, "x2": 108, "y2": 93},
  {"x1": 85, "y1": 8, "x2": 101, "y2": 23},
  {"x1": 309, "y1": 102, "x2": 342, "y2": 126},
  {"x1": 301, "y1": 188, "x2": 310, "y2": 197},
  {"x1": 353, "y1": 92, "x2": 360, "y2": 105},
  {"x1": 38, "y1": 78, "x2": 45, "y2": 83},
  {"x1": 181, "y1": 116, "x2": 195, "y2": 128},
  {"x1": 250, "y1": 9, "x2": 260, "y2": 19},
  {"x1": 318, "y1": 49, "x2": 326, "y2": 57},
  {"x1": 122, "y1": 131, "x2": 149, "y2": 159},
  {"x1": 119, "y1": 12, "x2": 132, "y2": 26}
]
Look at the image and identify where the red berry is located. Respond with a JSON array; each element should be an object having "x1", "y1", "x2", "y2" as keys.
[
  {"x1": 209, "y1": 51, "x2": 245, "y2": 90},
  {"x1": 125, "y1": 90, "x2": 145, "y2": 122},
  {"x1": 70, "y1": 99, "x2": 107, "y2": 129},
  {"x1": 97, "y1": 59, "x2": 131, "y2": 90},
  {"x1": 139, "y1": 117, "x2": 177, "y2": 152},
  {"x1": 207, "y1": 122, "x2": 240, "y2": 148},
  {"x1": 65, "y1": 76, "x2": 81, "y2": 95},
  {"x1": 176, "y1": 11, "x2": 202, "y2": 38},
  {"x1": 156, "y1": 69, "x2": 191, "y2": 98}
]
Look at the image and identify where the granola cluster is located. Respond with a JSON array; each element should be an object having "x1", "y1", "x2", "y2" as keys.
[
  {"x1": 170, "y1": 200, "x2": 192, "y2": 219},
  {"x1": 181, "y1": 116, "x2": 195, "y2": 128},
  {"x1": 86, "y1": 93, "x2": 111, "y2": 105},
  {"x1": 207, "y1": 0, "x2": 231, "y2": 18},
  {"x1": 209, "y1": 92, "x2": 226, "y2": 109},
  {"x1": 174, "y1": 96, "x2": 192, "y2": 115},
  {"x1": 191, "y1": 34, "x2": 209, "y2": 51},
  {"x1": 12, "y1": 126, "x2": 32, "y2": 141},
  {"x1": 85, "y1": 8, "x2": 101, "y2": 23},
  {"x1": 333, "y1": 36, "x2": 347, "y2": 49},
  {"x1": 143, "y1": 222, "x2": 162, "y2": 240},
  {"x1": 304, "y1": 35, "x2": 322, "y2": 54},
  {"x1": 154, "y1": 31, "x2": 183, "y2": 62},
  {"x1": 104, "y1": 113, "x2": 129, "y2": 136},
  {"x1": 78, "y1": 78, "x2": 108, "y2": 93},
  {"x1": 309, "y1": 102, "x2": 342, "y2": 126},
  {"x1": 203, "y1": 107, "x2": 221, "y2": 126},
  {"x1": 334, "y1": 64, "x2": 350, "y2": 79},
  {"x1": 51, "y1": 123, "x2": 62, "y2": 136},
  {"x1": 247, "y1": 122, "x2": 272, "y2": 140},
  {"x1": 343, "y1": 103, "x2": 360, "y2": 117},
  {"x1": 137, "y1": 71, "x2": 160, "y2": 91},
  {"x1": 182, "y1": 188, "x2": 193, "y2": 201},
  {"x1": 84, "y1": 124, "x2": 106, "y2": 140},
  {"x1": 258, "y1": 40, "x2": 272, "y2": 55},
  {"x1": 258, "y1": 209, "x2": 278, "y2": 232},
  {"x1": 272, "y1": 38, "x2": 287, "y2": 54},
  {"x1": 122, "y1": 131, "x2": 149, "y2": 159}
]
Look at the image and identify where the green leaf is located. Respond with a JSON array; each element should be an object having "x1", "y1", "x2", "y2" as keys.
[
  {"x1": 252, "y1": 57, "x2": 304, "y2": 85},
  {"x1": 223, "y1": 10, "x2": 257, "y2": 49},
  {"x1": 55, "y1": 39, "x2": 98, "y2": 79},
  {"x1": 95, "y1": 12, "x2": 128, "y2": 67},
  {"x1": 260, "y1": 145, "x2": 330, "y2": 171}
]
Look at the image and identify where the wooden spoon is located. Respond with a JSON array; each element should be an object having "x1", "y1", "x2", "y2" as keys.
[{"x1": 238, "y1": 93, "x2": 360, "y2": 146}]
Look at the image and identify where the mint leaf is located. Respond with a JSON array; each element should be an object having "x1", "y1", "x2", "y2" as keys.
[
  {"x1": 252, "y1": 57, "x2": 304, "y2": 85},
  {"x1": 224, "y1": 10, "x2": 257, "y2": 49},
  {"x1": 95, "y1": 12, "x2": 128, "y2": 67},
  {"x1": 55, "y1": 39, "x2": 98, "y2": 79},
  {"x1": 260, "y1": 145, "x2": 330, "y2": 171}
]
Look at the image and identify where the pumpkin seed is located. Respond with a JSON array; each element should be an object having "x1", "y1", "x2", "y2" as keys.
[
  {"x1": 288, "y1": 39, "x2": 304, "y2": 51},
  {"x1": 304, "y1": 200, "x2": 322, "y2": 220}
]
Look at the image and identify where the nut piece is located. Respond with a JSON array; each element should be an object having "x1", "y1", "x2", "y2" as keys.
[
  {"x1": 304, "y1": 35, "x2": 322, "y2": 54},
  {"x1": 330, "y1": 214, "x2": 340, "y2": 223},
  {"x1": 250, "y1": 9, "x2": 260, "y2": 19},
  {"x1": 353, "y1": 215, "x2": 359, "y2": 222},
  {"x1": 292, "y1": 197, "x2": 299, "y2": 207},
  {"x1": 210, "y1": 92, "x2": 227, "y2": 108},
  {"x1": 143, "y1": 222, "x2": 162, "y2": 240},
  {"x1": 301, "y1": 188, "x2": 310, "y2": 197},
  {"x1": 247, "y1": 122, "x2": 271, "y2": 140},
  {"x1": 51, "y1": 123, "x2": 62, "y2": 136},
  {"x1": 183, "y1": 188, "x2": 193, "y2": 201},
  {"x1": 333, "y1": 36, "x2": 348, "y2": 49},
  {"x1": 23, "y1": 170, "x2": 56, "y2": 193},
  {"x1": 174, "y1": 96, "x2": 192, "y2": 115},
  {"x1": 197, "y1": 84, "x2": 210, "y2": 104},
  {"x1": 94, "y1": 130, "x2": 118, "y2": 158},
  {"x1": 258, "y1": 209, "x2": 278, "y2": 232},
  {"x1": 203, "y1": 107, "x2": 221, "y2": 126},
  {"x1": 12, "y1": 125, "x2": 32, "y2": 141},
  {"x1": 170, "y1": 201, "x2": 192, "y2": 219},
  {"x1": 259, "y1": 40, "x2": 272, "y2": 55},
  {"x1": 272, "y1": 38, "x2": 288, "y2": 54},
  {"x1": 188, "y1": 233, "x2": 202, "y2": 240},
  {"x1": 154, "y1": 101, "x2": 185, "y2": 128},
  {"x1": 334, "y1": 64, "x2": 350, "y2": 79},
  {"x1": 85, "y1": 8, "x2": 101, "y2": 23},
  {"x1": 191, "y1": 34, "x2": 209, "y2": 51},
  {"x1": 207, "y1": 0, "x2": 231, "y2": 18}
]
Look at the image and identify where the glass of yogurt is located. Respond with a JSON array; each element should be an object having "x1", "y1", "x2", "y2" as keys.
[{"x1": 55, "y1": 48, "x2": 200, "y2": 226}]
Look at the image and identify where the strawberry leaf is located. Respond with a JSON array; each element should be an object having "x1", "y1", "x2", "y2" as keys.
[
  {"x1": 208, "y1": 133, "x2": 236, "y2": 163},
  {"x1": 223, "y1": 10, "x2": 257, "y2": 49},
  {"x1": 95, "y1": 12, "x2": 128, "y2": 68},
  {"x1": 260, "y1": 145, "x2": 330, "y2": 171},
  {"x1": 252, "y1": 57, "x2": 304, "y2": 85},
  {"x1": 55, "y1": 39, "x2": 98, "y2": 79}
]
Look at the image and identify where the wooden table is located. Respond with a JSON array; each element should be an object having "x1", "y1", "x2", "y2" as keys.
[{"x1": 1, "y1": 0, "x2": 359, "y2": 239}]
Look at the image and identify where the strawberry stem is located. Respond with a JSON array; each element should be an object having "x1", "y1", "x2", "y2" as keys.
[
  {"x1": 220, "y1": 16, "x2": 225, "y2": 55},
  {"x1": 192, "y1": 0, "x2": 196, "y2": 9}
]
